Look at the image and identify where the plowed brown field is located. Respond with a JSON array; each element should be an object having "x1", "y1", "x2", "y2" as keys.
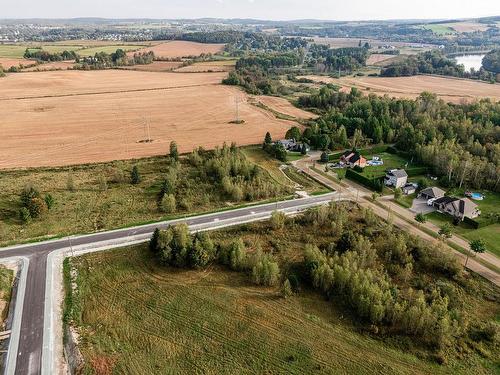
[
  {"x1": 0, "y1": 70, "x2": 295, "y2": 169},
  {"x1": 0, "y1": 57, "x2": 36, "y2": 69},
  {"x1": 301, "y1": 75, "x2": 500, "y2": 104},
  {"x1": 255, "y1": 96, "x2": 318, "y2": 120},
  {"x1": 21, "y1": 61, "x2": 75, "y2": 72},
  {"x1": 130, "y1": 41, "x2": 225, "y2": 58}
]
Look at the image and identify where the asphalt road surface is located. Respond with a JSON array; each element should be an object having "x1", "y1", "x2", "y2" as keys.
[{"x1": 0, "y1": 192, "x2": 337, "y2": 375}]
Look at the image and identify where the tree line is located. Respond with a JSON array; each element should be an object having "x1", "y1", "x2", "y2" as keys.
[
  {"x1": 482, "y1": 49, "x2": 500, "y2": 74},
  {"x1": 381, "y1": 50, "x2": 498, "y2": 83},
  {"x1": 297, "y1": 86, "x2": 500, "y2": 191},
  {"x1": 76, "y1": 49, "x2": 155, "y2": 70},
  {"x1": 24, "y1": 48, "x2": 78, "y2": 61},
  {"x1": 306, "y1": 45, "x2": 369, "y2": 73}
]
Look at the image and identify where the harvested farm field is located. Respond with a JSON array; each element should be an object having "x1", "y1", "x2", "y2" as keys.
[
  {"x1": 0, "y1": 57, "x2": 36, "y2": 70},
  {"x1": 0, "y1": 69, "x2": 226, "y2": 99},
  {"x1": 174, "y1": 60, "x2": 236, "y2": 73},
  {"x1": 131, "y1": 41, "x2": 225, "y2": 58},
  {"x1": 21, "y1": 61, "x2": 75, "y2": 72},
  {"x1": 366, "y1": 54, "x2": 398, "y2": 66},
  {"x1": 300, "y1": 75, "x2": 500, "y2": 104},
  {"x1": 118, "y1": 61, "x2": 184, "y2": 72},
  {"x1": 254, "y1": 95, "x2": 318, "y2": 120},
  {"x1": 0, "y1": 70, "x2": 295, "y2": 169}
]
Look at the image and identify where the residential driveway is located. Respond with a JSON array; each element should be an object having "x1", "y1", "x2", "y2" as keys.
[{"x1": 410, "y1": 198, "x2": 435, "y2": 214}]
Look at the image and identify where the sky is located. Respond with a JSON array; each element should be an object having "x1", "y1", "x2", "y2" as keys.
[{"x1": 1, "y1": 0, "x2": 499, "y2": 21}]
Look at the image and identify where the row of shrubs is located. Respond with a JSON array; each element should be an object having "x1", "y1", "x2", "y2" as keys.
[{"x1": 463, "y1": 214, "x2": 500, "y2": 229}]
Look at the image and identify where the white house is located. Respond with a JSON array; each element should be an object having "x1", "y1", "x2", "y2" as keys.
[{"x1": 384, "y1": 169, "x2": 408, "y2": 189}]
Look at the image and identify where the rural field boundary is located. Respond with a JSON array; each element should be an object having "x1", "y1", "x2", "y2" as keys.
[{"x1": 0, "y1": 82, "x2": 221, "y2": 101}]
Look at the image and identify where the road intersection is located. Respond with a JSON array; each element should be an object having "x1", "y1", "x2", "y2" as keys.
[{"x1": 0, "y1": 192, "x2": 338, "y2": 375}]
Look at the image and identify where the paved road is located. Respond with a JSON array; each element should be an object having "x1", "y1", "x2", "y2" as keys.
[{"x1": 0, "y1": 192, "x2": 337, "y2": 375}]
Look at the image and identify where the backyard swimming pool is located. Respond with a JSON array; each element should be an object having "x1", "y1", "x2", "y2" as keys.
[{"x1": 470, "y1": 193, "x2": 484, "y2": 201}]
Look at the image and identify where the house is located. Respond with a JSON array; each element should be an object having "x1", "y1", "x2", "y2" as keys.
[
  {"x1": 340, "y1": 150, "x2": 367, "y2": 168},
  {"x1": 433, "y1": 197, "x2": 481, "y2": 220},
  {"x1": 276, "y1": 139, "x2": 310, "y2": 153},
  {"x1": 418, "y1": 186, "x2": 445, "y2": 200},
  {"x1": 384, "y1": 169, "x2": 408, "y2": 189},
  {"x1": 402, "y1": 183, "x2": 416, "y2": 195}
]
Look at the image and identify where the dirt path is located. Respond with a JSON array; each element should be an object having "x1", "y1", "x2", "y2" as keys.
[{"x1": 294, "y1": 155, "x2": 500, "y2": 287}]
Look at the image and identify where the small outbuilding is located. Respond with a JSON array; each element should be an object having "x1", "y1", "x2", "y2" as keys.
[{"x1": 402, "y1": 183, "x2": 416, "y2": 195}]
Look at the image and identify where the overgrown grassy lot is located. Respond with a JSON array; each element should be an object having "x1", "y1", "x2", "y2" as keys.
[
  {"x1": 0, "y1": 265, "x2": 13, "y2": 326},
  {"x1": 67, "y1": 204, "x2": 499, "y2": 374},
  {"x1": 0, "y1": 147, "x2": 296, "y2": 246},
  {"x1": 242, "y1": 145, "x2": 325, "y2": 192}
]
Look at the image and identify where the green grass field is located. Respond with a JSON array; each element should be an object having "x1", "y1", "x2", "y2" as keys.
[
  {"x1": 0, "y1": 43, "x2": 144, "y2": 58},
  {"x1": 421, "y1": 24, "x2": 456, "y2": 35},
  {"x1": 425, "y1": 212, "x2": 500, "y2": 257},
  {"x1": 395, "y1": 193, "x2": 416, "y2": 209},
  {"x1": 361, "y1": 152, "x2": 415, "y2": 179},
  {"x1": 0, "y1": 45, "x2": 29, "y2": 58},
  {"x1": 67, "y1": 245, "x2": 461, "y2": 375}
]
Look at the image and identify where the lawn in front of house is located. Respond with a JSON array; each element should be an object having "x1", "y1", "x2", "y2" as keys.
[
  {"x1": 425, "y1": 211, "x2": 500, "y2": 257},
  {"x1": 394, "y1": 193, "x2": 416, "y2": 209}
]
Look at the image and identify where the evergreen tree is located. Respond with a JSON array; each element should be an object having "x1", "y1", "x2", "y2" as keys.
[
  {"x1": 131, "y1": 166, "x2": 141, "y2": 185},
  {"x1": 150, "y1": 228, "x2": 160, "y2": 253},
  {"x1": 170, "y1": 141, "x2": 179, "y2": 161}
]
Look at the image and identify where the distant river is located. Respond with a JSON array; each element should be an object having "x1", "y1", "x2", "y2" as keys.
[{"x1": 454, "y1": 54, "x2": 485, "y2": 72}]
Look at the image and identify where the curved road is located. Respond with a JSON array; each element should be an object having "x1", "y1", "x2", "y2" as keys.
[{"x1": 0, "y1": 192, "x2": 338, "y2": 375}]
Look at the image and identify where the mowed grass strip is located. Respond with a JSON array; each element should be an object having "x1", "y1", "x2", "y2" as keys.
[{"x1": 70, "y1": 245, "x2": 446, "y2": 375}]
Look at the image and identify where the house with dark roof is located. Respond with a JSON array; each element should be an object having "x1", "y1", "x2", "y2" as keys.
[
  {"x1": 384, "y1": 169, "x2": 408, "y2": 189},
  {"x1": 340, "y1": 150, "x2": 367, "y2": 168},
  {"x1": 433, "y1": 197, "x2": 480, "y2": 220},
  {"x1": 418, "y1": 187, "x2": 446, "y2": 200}
]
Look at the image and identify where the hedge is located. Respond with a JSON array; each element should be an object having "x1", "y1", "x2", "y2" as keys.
[
  {"x1": 406, "y1": 167, "x2": 429, "y2": 177},
  {"x1": 463, "y1": 215, "x2": 500, "y2": 229},
  {"x1": 346, "y1": 168, "x2": 384, "y2": 192}
]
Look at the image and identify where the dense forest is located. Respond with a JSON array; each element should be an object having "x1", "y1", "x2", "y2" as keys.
[
  {"x1": 298, "y1": 87, "x2": 500, "y2": 191},
  {"x1": 223, "y1": 52, "x2": 301, "y2": 95},
  {"x1": 381, "y1": 50, "x2": 498, "y2": 82},
  {"x1": 482, "y1": 49, "x2": 500, "y2": 74},
  {"x1": 306, "y1": 45, "x2": 369, "y2": 72},
  {"x1": 156, "y1": 30, "x2": 308, "y2": 53}
]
